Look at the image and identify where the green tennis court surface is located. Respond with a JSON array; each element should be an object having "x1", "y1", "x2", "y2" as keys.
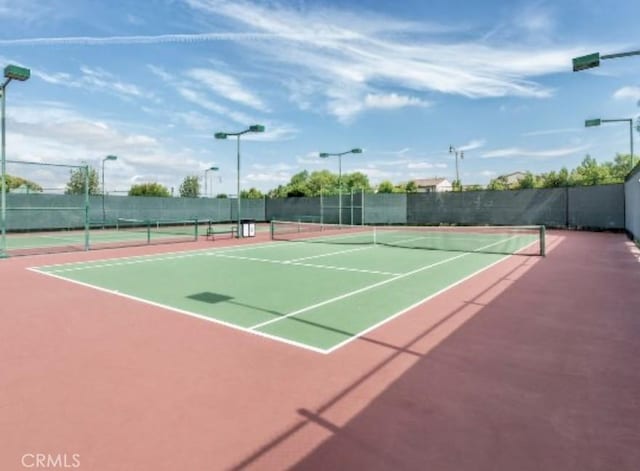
[
  {"x1": 4, "y1": 220, "x2": 269, "y2": 253},
  {"x1": 31, "y1": 224, "x2": 542, "y2": 353}
]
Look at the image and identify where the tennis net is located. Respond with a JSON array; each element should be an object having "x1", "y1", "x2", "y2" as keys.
[
  {"x1": 270, "y1": 220, "x2": 545, "y2": 256},
  {"x1": 114, "y1": 218, "x2": 199, "y2": 243}
]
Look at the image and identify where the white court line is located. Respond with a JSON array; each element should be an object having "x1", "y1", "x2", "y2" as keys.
[
  {"x1": 33, "y1": 240, "x2": 291, "y2": 272},
  {"x1": 211, "y1": 252, "x2": 400, "y2": 276},
  {"x1": 324, "y1": 252, "x2": 516, "y2": 353},
  {"x1": 326, "y1": 236, "x2": 543, "y2": 352},
  {"x1": 27, "y1": 234, "x2": 540, "y2": 355},
  {"x1": 285, "y1": 245, "x2": 373, "y2": 263},
  {"x1": 249, "y1": 235, "x2": 522, "y2": 331},
  {"x1": 26, "y1": 266, "x2": 328, "y2": 354}
]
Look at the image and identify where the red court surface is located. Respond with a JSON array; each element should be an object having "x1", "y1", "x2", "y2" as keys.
[{"x1": 1, "y1": 230, "x2": 639, "y2": 470}]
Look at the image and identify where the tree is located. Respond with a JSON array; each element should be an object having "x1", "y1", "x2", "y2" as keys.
[
  {"x1": 2, "y1": 174, "x2": 43, "y2": 193},
  {"x1": 342, "y1": 172, "x2": 371, "y2": 192},
  {"x1": 240, "y1": 187, "x2": 264, "y2": 199},
  {"x1": 451, "y1": 179, "x2": 462, "y2": 192},
  {"x1": 65, "y1": 167, "x2": 99, "y2": 195},
  {"x1": 179, "y1": 175, "x2": 200, "y2": 198},
  {"x1": 267, "y1": 185, "x2": 287, "y2": 198},
  {"x1": 405, "y1": 181, "x2": 418, "y2": 193},
  {"x1": 606, "y1": 153, "x2": 633, "y2": 181},
  {"x1": 539, "y1": 168, "x2": 572, "y2": 188},
  {"x1": 487, "y1": 176, "x2": 509, "y2": 191},
  {"x1": 463, "y1": 184, "x2": 484, "y2": 191},
  {"x1": 514, "y1": 172, "x2": 538, "y2": 190},
  {"x1": 573, "y1": 155, "x2": 612, "y2": 186},
  {"x1": 307, "y1": 170, "x2": 338, "y2": 196},
  {"x1": 215, "y1": 193, "x2": 228, "y2": 199},
  {"x1": 128, "y1": 182, "x2": 170, "y2": 197},
  {"x1": 286, "y1": 170, "x2": 310, "y2": 196},
  {"x1": 377, "y1": 180, "x2": 395, "y2": 193}
]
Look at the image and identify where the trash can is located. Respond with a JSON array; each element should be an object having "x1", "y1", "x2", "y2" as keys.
[{"x1": 240, "y1": 219, "x2": 256, "y2": 237}]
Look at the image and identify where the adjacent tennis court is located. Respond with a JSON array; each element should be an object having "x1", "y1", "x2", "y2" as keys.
[
  {"x1": 30, "y1": 222, "x2": 544, "y2": 352},
  {"x1": 4, "y1": 219, "x2": 269, "y2": 255}
]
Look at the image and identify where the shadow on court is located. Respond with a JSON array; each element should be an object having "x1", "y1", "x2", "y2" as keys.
[{"x1": 231, "y1": 232, "x2": 640, "y2": 471}]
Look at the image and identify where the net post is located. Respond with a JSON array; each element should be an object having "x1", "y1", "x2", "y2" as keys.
[
  {"x1": 194, "y1": 218, "x2": 199, "y2": 240},
  {"x1": 320, "y1": 188, "x2": 324, "y2": 225},
  {"x1": 270, "y1": 220, "x2": 274, "y2": 240},
  {"x1": 361, "y1": 188, "x2": 364, "y2": 226},
  {"x1": 146, "y1": 220, "x2": 151, "y2": 244},
  {"x1": 350, "y1": 189, "x2": 354, "y2": 225},
  {"x1": 83, "y1": 164, "x2": 90, "y2": 251},
  {"x1": 373, "y1": 225, "x2": 377, "y2": 245},
  {"x1": 540, "y1": 225, "x2": 546, "y2": 257}
]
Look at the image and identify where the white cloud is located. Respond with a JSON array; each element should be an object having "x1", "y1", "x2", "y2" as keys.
[
  {"x1": 4, "y1": 1, "x2": 588, "y2": 124},
  {"x1": 481, "y1": 144, "x2": 589, "y2": 159},
  {"x1": 613, "y1": 86, "x2": 640, "y2": 102},
  {"x1": 458, "y1": 139, "x2": 486, "y2": 152},
  {"x1": 522, "y1": 127, "x2": 580, "y2": 137},
  {"x1": 245, "y1": 172, "x2": 292, "y2": 183},
  {"x1": 5, "y1": 103, "x2": 208, "y2": 192},
  {"x1": 407, "y1": 162, "x2": 434, "y2": 169},
  {"x1": 33, "y1": 66, "x2": 155, "y2": 101},
  {"x1": 186, "y1": 68, "x2": 268, "y2": 111},
  {"x1": 363, "y1": 93, "x2": 430, "y2": 110}
]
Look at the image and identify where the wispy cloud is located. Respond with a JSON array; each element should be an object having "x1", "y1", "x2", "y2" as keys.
[
  {"x1": 2, "y1": 0, "x2": 590, "y2": 124},
  {"x1": 481, "y1": 144, "x2": 589, "y2": 159},
  {"x1": 364, "y1": 93, "x2": 431, "y2": 110},
  {"x1": 458, "y1": 139, "x2": 486, "y2": 152},
  {"x1": 407, "y1": 162, "x2": 447, "y2": 169},
  {"x1": 186, "y1": 68, "x2": 268, "y2": 111},
  {"x1": 613, "y1": 86, "x2": 640, "y2": 102},
  {"x1": 33, "y1": 66, "x2": 155, "y2": 101},
  {"x1": 522, "y1": 127, "x2": 581, "y2": 137}
]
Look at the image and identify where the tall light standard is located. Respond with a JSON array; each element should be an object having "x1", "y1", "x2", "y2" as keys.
[
  {"x1": 572, "y1": 49, "x2": 640, "y2": 72},
  {"x1": 448, "y1": 145, "x2": 464, "y2": 190},
  {"x1": 204, "y1": 166, "x2": 219, "y2": 197},
  {"x1": 214, "y1": 125, "x2": 265, "y2": 237},
  {"x1": 585, "y1": 118, "x2": 635, "y2": 171},
  {"x1": 319, "y1": 148, "x2": 362, "y2": 225},
  {"x1": 1, "y1": 64, "x2": 30, "y2": 256},
  {"x1": 101, "y1": 155, "x2": 117, "y2": 225}
]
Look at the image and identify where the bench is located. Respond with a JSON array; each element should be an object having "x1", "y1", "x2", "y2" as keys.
[{"x1": 205, "y1": 224, "x2": 238, "y2": 240}]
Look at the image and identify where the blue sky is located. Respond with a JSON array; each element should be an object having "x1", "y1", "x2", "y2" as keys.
[{"x1": 1, "y1": 0, "x2": 639, "y2": 195}]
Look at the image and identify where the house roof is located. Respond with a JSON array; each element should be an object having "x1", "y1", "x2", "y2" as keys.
[
  {"x1": 499, "y1": 171, "x2": 527, "y2": 179},
  {"x1": 413, "y1": 178, "x2": 450, "y2": 187}
]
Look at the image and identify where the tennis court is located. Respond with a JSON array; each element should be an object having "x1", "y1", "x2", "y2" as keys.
[
  {"x1": 3, "y1": 219, "x2": 269, "y2": 256},
  {"x1": 30, "y1": 222, "x2": 544, "y2": 353}
]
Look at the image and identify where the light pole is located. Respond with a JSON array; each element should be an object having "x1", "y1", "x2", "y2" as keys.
[
  {"x1": 585, "y1": 118, "x2": 635, "y2": 171},
  {"x1": 319, "y1": 148, "x2": 362, "y2": 225},
  {"x1": 102, "y1": 155, "x2": 117, "y2": 225},
  {"x1": 572, "y1": 49, "x2": 640, "y2": 72},
  {"x1": 1, "y1": 64, "x2": 30, "y2": 256},
  {"x1": 204, "y1": 166, "x2": 219, "y2": 197},
  {"x1": 448, "y1": 145, "x2": 464, "y2": 190},
  {"x1": 215, "y1": 125, "x2": 265, "y2": 237}
]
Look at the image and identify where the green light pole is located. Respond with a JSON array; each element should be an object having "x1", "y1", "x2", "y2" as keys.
[
  {"x1": 585, "y1": 118, "x2": 635, "y2": 171},
  {"x1": 101, "y1": 155, "x2": 117, "y2": 225},
  {"x1": 215, "y1": 125, "x2": 265, "y2": 237},
  {"x1": 319, "y1": 148, "x2": 362, "y2": 225},
  {"x1": 448, "y1": 145, "x2": 464, "y2": 191},
  {"x1": 204, "y1": 166, "x2": 219, "y2": 197},
  {"x1": 1, "y1": 64, "x2": 30, "y2": 256}
]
